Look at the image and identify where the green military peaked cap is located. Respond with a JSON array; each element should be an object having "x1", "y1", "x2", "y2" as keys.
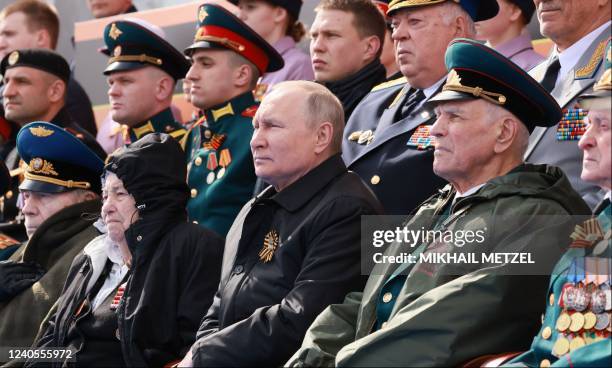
[
  {"x1": 102, "y1": 19, "x2": 190, "y2": 80},
  {"x1": 429, "y1": 38, "x2": 562, "y2": 132},
  {"x1": 184, "y1": 3, "x2": 284, "y2": 75}
]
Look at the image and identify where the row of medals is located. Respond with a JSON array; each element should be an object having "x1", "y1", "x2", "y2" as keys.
[
  {"x1": 551, "y1": 258, "x2": 611, "y2": 357},
  {"x1": 201, "y1": 129, "x2": 228, "y2": 185}
]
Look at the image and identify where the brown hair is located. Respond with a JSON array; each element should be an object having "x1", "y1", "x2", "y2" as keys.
[
  {"x1": 315, "y1": 0, "x2": 386, "y2": 57},
  {"x1": 286, "y1": 14, "x2": 306, "y2": 43},
  {"x1": 0, "y1": 0, "x2": 60, "y2": 49}
]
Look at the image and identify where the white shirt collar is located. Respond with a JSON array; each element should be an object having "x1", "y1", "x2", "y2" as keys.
[
  {"x1": 423, "y1": 77, "x2": 446, "y2": 99},
  {"x1": 415, "y1": 76, "x2": 446, "y2": 112},
  {"x1": 454, "y1": 183, "x2": 486, "y2": 199},
  {"x1": 606, "y1": 191, "x2": 611, "y2": 201},
  {"x1": 554, "y1": 21, "x2": 611, "y2": 87}
]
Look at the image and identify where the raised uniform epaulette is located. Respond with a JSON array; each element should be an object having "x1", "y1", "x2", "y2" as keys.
[
  {"x1": 370, "y1": 76, "x2": 407, "y2": 92},
  {"x1": 242, "y1": 105, "x2": 259, "y2": 118}
]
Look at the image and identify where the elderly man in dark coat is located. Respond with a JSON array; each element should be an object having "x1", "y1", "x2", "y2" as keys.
[
  {"x1": 178, "y1": 80, "x2": 383, "y2": 367},
  {"x1": 287, "y1": 39, "x2": 592, "y2": 367}
]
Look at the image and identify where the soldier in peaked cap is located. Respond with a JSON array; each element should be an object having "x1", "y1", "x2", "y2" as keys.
[
  {"x1": 341, "y1": 0, "x2": 498, "y2": 216},
  {"x1": 102, "y1": 18, "x2": 190, "y2": 144},
  {"x1": 0, "y1": 121, "x2": 104, "y2": 348},
  {"x1": 287, "y1": 38, "x2": 591, "y2": 367},
  {"x1": 0, "y1": 48, "x2": 103, "y2": 243},
  {"x1": 183, "y1": 3, "x2": 283, "y2": 237}
]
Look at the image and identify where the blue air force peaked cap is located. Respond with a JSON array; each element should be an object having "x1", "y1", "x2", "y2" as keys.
[
  {"x1": 17, "y1": 122, "x2": 105, "y2": 194},
  {"x1": 387, "y1": 0, "x2": 499, "y2": 22},
  {"x1": 428, "y1": 38, "x2": 562, "y2": 132},
  {"x1": 102, "y1": 19, "x2": 190, "y2": 80},
  {"x1": 184, "y1": 4, "x2": 284, "y2": 75}
]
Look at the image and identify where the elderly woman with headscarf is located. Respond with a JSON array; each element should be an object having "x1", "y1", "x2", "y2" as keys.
[{"x1": 28, "y1": 133, "x2": 224, "y2": 367}]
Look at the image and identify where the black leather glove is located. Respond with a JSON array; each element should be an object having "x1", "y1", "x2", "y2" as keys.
[{"x1": 0, "y1": 260, "x2": 46, "y2": 302}]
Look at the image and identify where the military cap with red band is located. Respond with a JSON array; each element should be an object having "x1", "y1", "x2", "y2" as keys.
[{"x1": 184, "y1": 3, "x2": 284, "y2": 75}]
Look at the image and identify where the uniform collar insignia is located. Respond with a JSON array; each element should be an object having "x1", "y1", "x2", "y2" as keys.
[
  {"x1": 132, "y1": 121, "x2": 155, "y2": 139},
  {"x1": 211, "y1": 102, "x2": 235, "y2": 122}
]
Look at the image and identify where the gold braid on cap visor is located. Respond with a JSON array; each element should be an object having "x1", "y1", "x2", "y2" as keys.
[
  {"x1": 108, "y1": 54, "x2": 162, "y2": 66},
  {"x1": 443, "y1": 70, "x2": 507, "y2": 105},
  {"x1": 24, "y1": 172, "x2": 92, "y2": 189}
]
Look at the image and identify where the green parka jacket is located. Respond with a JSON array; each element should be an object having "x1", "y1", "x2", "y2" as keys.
[{"x1": 287, "y1": 164, "x2": 591, "y2": 367}]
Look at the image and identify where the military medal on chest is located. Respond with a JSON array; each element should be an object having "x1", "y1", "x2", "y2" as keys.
[
  {"x1": 259, "y1": 229, "x2": 279, "y2": 263},
  {"x1": 556, "y1": 106, "x2": 588, "y2": 141},
  {"x1": 551, "y1": 217, "x2": 612, "y2": 359},
  {"x1": 109, "y1": 282, "x2": 127, "y2": 311},
  {"x1": 200, "y1": 131, "x2": 228, "y2": 184}
]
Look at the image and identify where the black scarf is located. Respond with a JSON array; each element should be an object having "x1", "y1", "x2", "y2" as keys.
[{"x1": 323, "y1": 59, "x2": 386, "y2": 120}]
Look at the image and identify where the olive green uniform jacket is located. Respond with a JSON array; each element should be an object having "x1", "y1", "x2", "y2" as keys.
[
  {"x1": 287, "y1": 164, "x2": 591, "y2": 367},
  {"x1": 0, "y1": 200, "x2": 100, "y2": 348}
]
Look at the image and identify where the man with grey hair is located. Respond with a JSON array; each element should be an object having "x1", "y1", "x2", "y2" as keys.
[
  {"x1": 341, "y1": 0, "x2": 497, "y2": 216},
  {"x1": 287, "y1": 39, "x2": 590, "y2": 367},
  {"x1": 177, "y1": 80, "x2": 382, "y2": 367},
  {"x1": 525, "y1": 0, "x2": 611, "y2": 209}
]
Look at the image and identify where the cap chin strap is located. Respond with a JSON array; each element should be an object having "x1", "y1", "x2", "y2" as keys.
[
  {"x1": 442, "y1": 84, "x2": 507, "y2": 105},
  {"x1": 24, "y1": 172, "x2": 91, "y2": 189}
]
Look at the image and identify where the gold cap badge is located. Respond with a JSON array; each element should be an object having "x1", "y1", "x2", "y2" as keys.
[
  {"x1": 28, "y1": 158, "x2": 58, "y2": 176},
  {"x1": 8, "y1": 51, "x2": 19, "y2": 66},
  {"x1": 109, "y1": 23, "x2": 123, "y2": 40},
  {"x1": 29, "y1": 125, "x2": 54, "y2": 137},
  {"x1": 198, "y1": 7, "x2": 208, "y2": 23}
]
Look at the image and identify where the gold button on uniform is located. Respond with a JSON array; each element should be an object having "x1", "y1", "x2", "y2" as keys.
[
  {"x1": 549, "y1": 293, "x2": 555, "y2": 306},
  {"x1": 541, "y1": 326, "x2": 552, "y2": 340},
  {"x1": 194, "y1": 156, "x2": 203, "y2": 166},
  {"x1": 382, "y1": 292, "x2": 393, "y2": 303},
  {"x1": 190, "y1": 188, "x2": 198, "y2": 198},
  {"x1": 540, "y1": 359, "x2": 551, "y2": 368},
  {"x1": 5, "y1": 190, "x2": 12, "y2": 199},
  {"x1": 371, "y1": 175, "x2": 381, "y2": 185}
]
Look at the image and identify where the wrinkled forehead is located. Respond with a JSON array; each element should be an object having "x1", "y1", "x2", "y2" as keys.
[{"x1": 101, "y1": 171, "x2": 125, "y2": 191}]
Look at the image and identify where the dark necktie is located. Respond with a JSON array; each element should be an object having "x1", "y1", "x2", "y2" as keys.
[
  {"x1": 396, "y1": 88, "x2": 426, "y2": 121},
  {"x1": 540, "y1": 57, "x2": 561, "y2": 93}
]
